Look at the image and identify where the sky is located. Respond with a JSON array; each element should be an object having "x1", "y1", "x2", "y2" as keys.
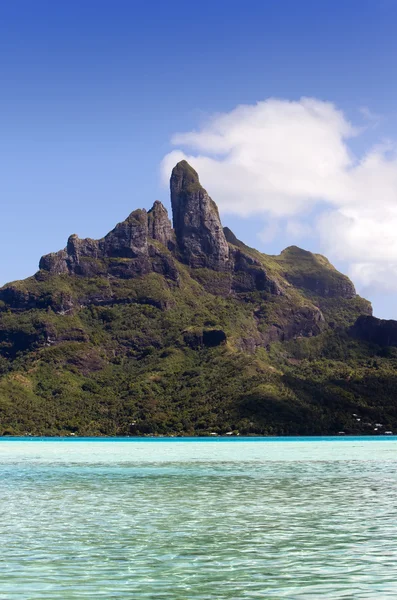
[{"x1": 1, "y1": 0, "x2": 397, "y2": 317}]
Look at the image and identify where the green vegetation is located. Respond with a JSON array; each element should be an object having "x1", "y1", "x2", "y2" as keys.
[{"x1": 1, "y1": 236, "x2": 397, "y2": 437}]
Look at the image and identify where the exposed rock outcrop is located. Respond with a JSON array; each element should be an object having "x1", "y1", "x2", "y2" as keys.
[
  {"x1": 39, "y1": 249, "x2": 69, "y2": 275},
  {"x1": 102, "y1": 209, "x2": 149, "y2": 258},
  {"x1": 183, "y1": 328, "x2": 227, "y2": 349},
  {"x1": 8, "y1": 160, "x2": 363, "y2": 348},
  {"x1": 351, "y1": 315, "x2": 397, "y2": 346},
  {"x1": 148, "y1": 201, "x2": 175, "y2": 250},
  {"x1": 170, "y1": 161, "x2": 230, "y2": 270},
  {"x1": 38, "y1": 162, "x2": 283, "y2": 296},
  {"x1": 39, "y1": 202, "x2": 178, "y2": 282},
  {"x1": 0, "y1": 160, "x2": 393, "y2": 437},
  {"x1": 230, "y1": 248, "x2": 282, "y2": 295},
  {"x1": 263, "y1": 305, "x2": 325, "y2": 345},
  {"x1": 238, "y1": 303, "x2": 325, "y2": 352}
]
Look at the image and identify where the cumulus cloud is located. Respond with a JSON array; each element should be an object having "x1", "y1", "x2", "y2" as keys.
[
  {"x1": 162, "y1": 98, "x2": 356, "y2": 217},
  {"x1": 161, "y1": 98, "x2": 397, "y2": 291}
]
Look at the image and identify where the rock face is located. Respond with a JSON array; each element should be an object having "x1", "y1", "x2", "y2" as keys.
[
  {"x1": 230, "y1": 247, "x2": 281, "y2": 295},
  {"x1": 169, "y1": 161, "x2": 282, "y2": 294},
  {"x1": 170, "y1": 161, "x2": 230, "y2": 270},
  {"x1": 351, "y1": 315, "x2": 397, "y2": 346},
  {"x1": 147, "y1": 201, "x2": 175, "y2": 250},
  {"x1": 262, "y1": 305, "x2": 325, "y2": 346},
  {"x1": 183, "y1": 328, "x2": 227, "y2": 349},
  {"x1": 17, "y1": 159, "x2": 363, "y2": 347},
  {"x1": 0, "y1": 160, "x2": 391, "y2": 438},
  {"x1": 39, "y1": 160, "x2": 282, "y2": 297},
  {"x1": 39, "y1": 202, "x2": 178, "y2": 282},
  {"x1": 103, "y1": 209, "x2": 149, "y2": 258}
]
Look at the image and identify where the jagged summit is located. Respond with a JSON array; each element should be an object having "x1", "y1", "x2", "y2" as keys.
[
  {"x1": 34, "y1": 160, "x2": 362, "y2": 307},
  {"x1": 40, "y1": 161, "x2": 214, "y2": 276},
  {"x1": 38, "y1": 200, "x2": 178, "y2": 281},
  {"x1": 147, "y1": 201, "x2": 175, "y2": 250},
  {"x1": 0, "y1": 160, "x2": 388, "y2": 437},
  {"x1": 170, "y1": 161, "x2": 230, "y2": 270},
  {"x1": 170, "y1": 160, "x2": 201, "y2": 193},
  {"x1": 37, "y1": 161, "x2": 276, "y2": 295}
]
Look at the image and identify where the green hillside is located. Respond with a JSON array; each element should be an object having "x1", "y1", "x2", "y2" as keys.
[{"x1": 0, "y1": 161, "x2": 395, "y2": 437}]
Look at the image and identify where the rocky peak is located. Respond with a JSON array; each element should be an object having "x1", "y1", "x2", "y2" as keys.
[
  {"x1": 147, "y1": 201, "x2": 175, "y2": 249},
  {"x1": 170, "y1": 160, "x2": 230, "y2": 270},
  {"x1": 102, "y1": 209, "x2": 148, "y2": 258},
  {"x1": 39, "y1": 204, "x2": 179, "y2": 282},
  {"x1": 67, "y1": 234, "x2": 100, "y2": 264},
  {"x1": 38, "y1": 161, "x2": 359, "y2": 305}
]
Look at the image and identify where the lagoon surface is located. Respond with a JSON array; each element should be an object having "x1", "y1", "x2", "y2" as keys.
[{"x1": 1, "y1": 438, "x2": 397, "y2": 598}]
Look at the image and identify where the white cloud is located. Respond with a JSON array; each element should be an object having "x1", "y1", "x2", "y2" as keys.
[
  {"x1": 162, "y1": 98, "x2": 356, "y2": 217},
  {"x1": 161, "y1": 98, "x2": 397, "y2": 292},
  {"x1": 258, "y1": 221, "x2": 281, "y2": 244}
]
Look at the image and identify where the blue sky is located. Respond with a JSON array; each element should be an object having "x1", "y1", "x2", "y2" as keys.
[{"x1": 2, "y1": 0, "x2": 397, "y2": 317}]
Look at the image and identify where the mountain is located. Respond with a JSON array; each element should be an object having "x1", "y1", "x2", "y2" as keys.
[{"x1": 0, "y1": 160, "x2": 396, "y2": 436}]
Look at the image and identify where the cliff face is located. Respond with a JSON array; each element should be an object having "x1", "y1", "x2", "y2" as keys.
[
  {"x1": 39, "y1": 203, "x2": 178, "y2": 282},
  {"x1": 36, "y1": 161, "x2": 284, "y2": 302},
  {"x1": 352, "y1": 315, "x2": 397, "y2": 347},
  {"x1": 170, "y1": 160, "x2": 230, "y2": 271},
  {"x1": 1, "y1": 160, "x2": 371, "y2": 342},
  {"x1": 0, "y1": 160, "x2": 391, "y2": 438},
  {"x1": 147, "y1": 201, "x2": 175, "y2": 250},
  {"x1": 169, "y1": 161, "x2": 282, "y2": 296}
]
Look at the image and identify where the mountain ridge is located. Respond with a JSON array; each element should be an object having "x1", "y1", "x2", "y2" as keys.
[{"x1": 0, "y1": 161, "x2": 395, "y2": 437}]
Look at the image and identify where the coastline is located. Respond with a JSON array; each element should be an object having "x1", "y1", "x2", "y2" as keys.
[{"x1": 1, "y1": 434, "x2": 397, "y2": 442}]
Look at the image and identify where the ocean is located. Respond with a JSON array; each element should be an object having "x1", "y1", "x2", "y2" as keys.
[{"x1": 1, "y1": 437, "x2": 396, "y2": 598}]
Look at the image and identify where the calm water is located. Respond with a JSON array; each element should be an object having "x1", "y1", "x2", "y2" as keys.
[{"x1": 1, "y1": 438, "x2": 397, "y2": 599}]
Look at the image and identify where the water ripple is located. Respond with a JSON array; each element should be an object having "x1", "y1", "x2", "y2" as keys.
[{"x1": 0, "y1": 440, "x2": 397, "y2": 598}]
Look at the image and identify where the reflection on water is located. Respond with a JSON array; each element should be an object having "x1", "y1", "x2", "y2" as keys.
[{"x1": 1, "y1": 440, "x2": 397, "y2": 598}]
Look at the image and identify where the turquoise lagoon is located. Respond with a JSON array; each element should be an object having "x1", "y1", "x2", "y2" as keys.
[{"x1": 1, "y1": 437, "x2": 397, "y2": 598}]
